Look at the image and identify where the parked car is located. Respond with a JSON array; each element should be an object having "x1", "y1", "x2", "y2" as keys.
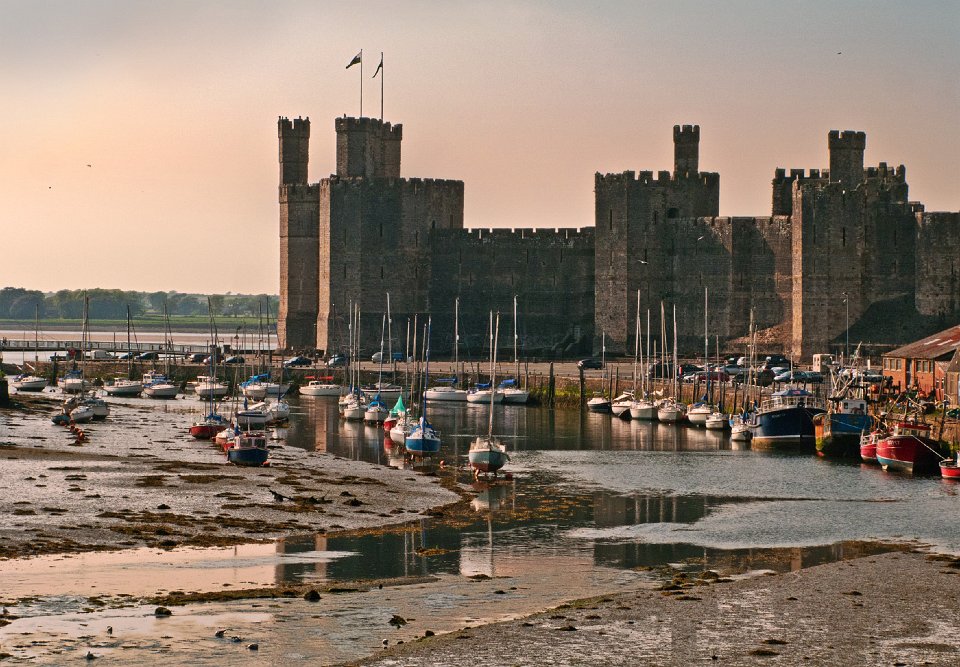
[
  {"x1": 577, "y1": 358, "x2": 603, "y2": 370},
  {"x1": 326, "y1": 354, "x2": 348, "y2": 368},
  {"x1": 371, "y1": 351, "x2": 406, "y2": 363},
  {"x1": 185, "y1": 353, "x2": 207, "y2": 363},
  {"x1": 691, "y1": 370, "x2": 731, "y2": 383},
  {"x1": 116, "y1": 352, "x2": 135, "y2": 360},
  {"x1": 223, "y1": 355, "x2": 245, "y2": 364},
  {"x1": 765, "y1": 354, "x2": 790, "y2": 366},
  {"x1": 774, "y1": 370, "x2": 823, "y2": 384},
  {"x1": 284, "y1": 355, "x2": 313, "y2": 367},
  {"x1": 136, "y1": 351, "x2": 159, "y2": 361}
]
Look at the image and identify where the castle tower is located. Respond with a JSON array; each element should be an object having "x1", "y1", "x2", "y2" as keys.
[
  {"x1": 828, "y1": 130, "x2": 866, "y2": 188},
  {"x1": 673, "y1": 124, "x2": 700, "y2": 176},
  {"x1": 278, "y1": 117, "x2": 320, "y2": 349},
  {"x1": 279, "y1": 117, "x2": 310, "y2": 185},
  {"x1": 335, "y1": 117, "x2": 402, "y2": 178}
]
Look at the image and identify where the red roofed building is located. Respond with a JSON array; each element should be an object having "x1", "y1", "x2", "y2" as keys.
[{"x1": 882, "y1": 324, "x2": 960, "y2": 400}]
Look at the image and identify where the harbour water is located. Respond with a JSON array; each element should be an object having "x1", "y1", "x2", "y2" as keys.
[{"x1": 2, "y1": 391, "x2": 959, "y2": 664}]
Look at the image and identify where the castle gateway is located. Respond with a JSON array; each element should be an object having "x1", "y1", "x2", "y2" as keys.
[{"x1": 279, "y1": 115, "x2": 959, "y2": 360}]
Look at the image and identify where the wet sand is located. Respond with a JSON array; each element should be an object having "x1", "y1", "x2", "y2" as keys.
[
  {"x1": 356, "y1": 550, "x2": 960, "y2": 666},
  {"x1": 0, "y1": 395, "x2": 458, "y2": 559}
]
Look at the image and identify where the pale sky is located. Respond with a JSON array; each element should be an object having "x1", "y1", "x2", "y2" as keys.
[{"x1": 2, "y1": 0, "x2": 958, "y2": 294}]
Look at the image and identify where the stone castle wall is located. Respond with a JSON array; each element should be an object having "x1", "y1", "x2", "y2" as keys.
[
  {"x1": 428, "y1": 227, "x2": 596, "y2": 358},
  {"x1": 280, "y1": 116, "x2": 960, "y2": 360}
]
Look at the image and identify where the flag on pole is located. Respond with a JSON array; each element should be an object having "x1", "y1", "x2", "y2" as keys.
[
  {"x1": 372, "y1": 54, "x2": 383, "y2": 78},
  {"x1": 346, "y1": 51, "x2": 362, "y2": 69}
]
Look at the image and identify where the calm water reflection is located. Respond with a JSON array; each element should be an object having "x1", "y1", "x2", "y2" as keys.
[{"x1": 266, "y1": 396, "x2": 950, "y2": 588}]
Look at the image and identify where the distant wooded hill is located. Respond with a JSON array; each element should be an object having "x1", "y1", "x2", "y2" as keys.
[{"x1": 0, "y1": 287, "x2": 279, "y2": 320}]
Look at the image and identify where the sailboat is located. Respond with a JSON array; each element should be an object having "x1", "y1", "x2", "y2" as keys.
[
  {"x1": 425, "y1": 297, "x2": 468, "y2": 402},
  {"x1": 364, "y1": 313, "x2": 390, "y2": 424},
  {"x1": 340, "y1": 303, "x2": 365, "y2": 420},
  {"x1": 656, "y1": 304, "x2": 686, "y2": 423},
  {"x1": 730, "y1": 311, "x2": 757, "y2": 441},
  {"x1": 688, "y1": 288, "x2": 714, "y2": 426},
  {"x1": 500, "y1": 296, "x2": 529, "y2": 404},
  {"x1": 469, "y1": 312, "x2": 510, "y2": 476},
  {"x1": 587, "y1": 331, "x2": 612, "y2": 413},
  {"x1": 190, "y1": 300, "x2": 230, "y2": 439},
  {"x1": 405, "y1": 318, "x2": 442, "y2": 456},
  {"x1": 54, "y1": 295, "x2": 108, "y2": 422},
  {"x1": 630, "y1": 301, "x2": 657, "y2": 420},
  {"x1": 13, "y1": 304, "x2": 48, "y2": 392},
  {"x1": 104, "y1": 306, "x2": 144, "y2": 397},
  {"x1": 144, "y1": 305, "x2": 180, "y2": 398}
]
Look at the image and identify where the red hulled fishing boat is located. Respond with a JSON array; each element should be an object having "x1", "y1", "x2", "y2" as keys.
[{"x1": 875, "y1": 421, "x2": 948, "y2": 475}]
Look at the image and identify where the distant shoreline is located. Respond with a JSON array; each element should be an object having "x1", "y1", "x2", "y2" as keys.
[{"x1": 0, "y1": 317, "x2": 267, "y2": 333}]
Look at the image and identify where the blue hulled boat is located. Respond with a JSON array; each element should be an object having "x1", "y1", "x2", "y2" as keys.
[
  {"x1": 814, "y1": 397, "x2": 874, "y2": 457},
  {"x1": 405, "y1": 318, "x2": 441, "y2": 457},
  {"x1": 752, "y1": 388, "x2": 826, "y2": 450},
  {"x1": 226, "y1": 431, "x2": 269, "y2": 466}
]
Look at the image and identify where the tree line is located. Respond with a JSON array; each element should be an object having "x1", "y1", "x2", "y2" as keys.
[{"x1": 0, "y1": 287, "x2": 279, "y2": 320}]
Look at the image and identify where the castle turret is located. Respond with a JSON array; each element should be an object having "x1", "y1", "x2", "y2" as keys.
[
  {"x1": 828, "y1": 130, "x2": 866, "y2": 188},
  {"x1": 673, "y1": 124, "x2": 700, "y2": 176},
  {"x1": 278, "y1": 117, "x2": 310, "y2": 185},
  {"x1": 335, "y1": 117, "x2": 402, "y2": 178}
]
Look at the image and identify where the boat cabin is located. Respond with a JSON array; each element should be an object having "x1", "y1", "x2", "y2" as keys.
[
  {"x1": 839, "y1": 398, "x2": 867, "y2": 415},
  {"x1": 893, "y1": 421, "x2": 931, "y2": 437}
]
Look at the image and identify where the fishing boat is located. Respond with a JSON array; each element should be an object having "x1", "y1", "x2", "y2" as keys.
[
  {"x1": 875, "y1": 420, "x2": 948, "y2": 475},
  {"x1": 859, "y1": 429, "x2": 883, "y2": 463},
  {"x1": 12, "y1": 374, "x2": 47, "y2": 392},
  {"x1": 750, "y1": 388, "x2": 826, "y2": 449},
  {"x1": 226, "y1": 431, "x2": 269, "y2": 466},
  {"x1": 814, "y1": 397, "x2": 874, "y2": 458},
  {"x1": 406, "y1": 318, "x2": 441, "y2": 456},
  {"x1": 470, "y1": 312, "x2": 510, "y2": 476}
]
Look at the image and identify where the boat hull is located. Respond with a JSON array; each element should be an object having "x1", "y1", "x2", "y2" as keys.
[
  {"x1": 629, "y1": 404, "x2": 657, "y2": 420},
  {"x1": 752, "y1": 405, "x2": 824, "y2": 450},
  {"x1": 876, "y1": 435, "x2": 947, "y2": 475},
  {"x1": 587, "y1": 399, "x2": 611, "y2": 414},
  {"x1": 611, "y1": 402, "x2": 632, "y2": 418},
  {"x1": 468, "y1": 390, "x2": 505, "y2": 404},
  {"x1": 190, "y1": 421, "x2": 227, "y2": 439},
  {"x1": 300, "y1": 384, "x2": 342, "y2": 397},
  {"x1": 104, "y1": 383, "x2": 143, "y2": 397},
  {"x1": 469, "y1": 442, "x2": 509, "y2": 474},
  {"x1": 815, "y1": 413, "x2": 874, "y2": 458},
  {"x1": 144, "y1": 384, "x2": 179, "y2": 399},
  {"x1": 705, "y1": 414, "x2": 728, "y2": 430},
  {"x1": 227, "y1": 446, "x2": 269, "y2": 466},
  {"x1": 425, "y1": 388, "x2": 468, "y2": 402},
  {"x1": 502, "y1": 388, "x2": 529, "y2": 405},
  {"x1": 940, "y1": 461, "x2": 960, "y2": 479},
  {"x1": 13, "y1": 377, "x2": 47, "y2": 391},
  {"x1": 657, "y1": 406, "x2": 685, "y2": 423},
  {"x1": 687, "y1": 407, "x2": 712, "y2": 426}
]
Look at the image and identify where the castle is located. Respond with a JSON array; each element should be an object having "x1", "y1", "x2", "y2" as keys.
[{"x1": 278, "y1": 115, "x2": 960, "y2": 360}]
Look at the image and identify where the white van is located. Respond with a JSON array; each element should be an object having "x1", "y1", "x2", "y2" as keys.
[
  {"x1": 811, "y1": 353, "x2": 835, "y2": 373},
  {"x1": 86, "y1": 349, "x2": 115, "y2": 360}
]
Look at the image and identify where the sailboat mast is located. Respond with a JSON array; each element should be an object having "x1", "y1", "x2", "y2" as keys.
[
  {"x1": 126, "y1": 305, "x2": 133, "y2": 380},
  {"x1": 34, "y1": 303, "x2": 39, "y2": 366},
  {"x1": 660, "y1": 301, "x2": 666, "y2": 390},
  {"x1": 645, "y1": 308, "x2": 650, "y2": 395},
  {"x1": 489, "y1": 312, "x2": 499, "y2": 439},
  {"x1": 673, "y1": 304, "x2": 678, "y2": 399},
  {"x1": 633, "y1": 290, "x2": 640, "y2": 394},
  {"x1": 454, "y1": 297, "x2": 459, "y2": 374},
  {"x1": 513, "y1": 295, "x2": 519, "y2": 382}
]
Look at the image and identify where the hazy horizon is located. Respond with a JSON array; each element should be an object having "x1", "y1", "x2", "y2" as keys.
[{"x1": 2, "y1": 0, "x2": 958, "y2": 294}]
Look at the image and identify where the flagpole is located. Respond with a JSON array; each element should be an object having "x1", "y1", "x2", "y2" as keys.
[
  {"x1": 380, "y1": 51, "x2": 384, "y2": 122},
  {"x1": 359, "y1": 48, "x2": 363, "y2": 117}
]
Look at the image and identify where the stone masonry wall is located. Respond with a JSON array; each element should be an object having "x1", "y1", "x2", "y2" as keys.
[{"x1": 916, "y1": 212, "x2": 960, "y2": 318}]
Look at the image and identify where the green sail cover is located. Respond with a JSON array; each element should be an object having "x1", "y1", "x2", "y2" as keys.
[{"x1": 390, "y1": 395, "x2": 405, "y2": 416}]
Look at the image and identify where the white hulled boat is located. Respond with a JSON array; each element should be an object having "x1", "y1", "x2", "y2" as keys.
[{"x1": 12, "y1": 374, "x2": 47, "y2": 392}]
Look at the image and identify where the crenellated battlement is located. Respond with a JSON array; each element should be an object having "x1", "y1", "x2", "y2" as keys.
[
  {"x1": 334, "y1": 116, "x2": 402, "y2": 139},
  {"x1": 673, "y1": 124, "x2": 700, "y2": 140},
  {"x1": 450, "y1": 226, "x2": 594, "y2": 244},
  {"x1": 279, "y1": 183, "x2": 321, "y2": 199},
  {"x1": 773, "y1": 168, "x2": 828, "y2": 182},
  {"x1": 595, "y1": 169, "x2": 719, "y2": 187},
  {"x1": 828, "y1": 130, "x2": 866, "y2": 150},
  {"x1": 864, "y1": 162, "x2": 907, "y2": 182},
  {"x1": 325, "y1": 175, "x2": 463, "y2": 189}
]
